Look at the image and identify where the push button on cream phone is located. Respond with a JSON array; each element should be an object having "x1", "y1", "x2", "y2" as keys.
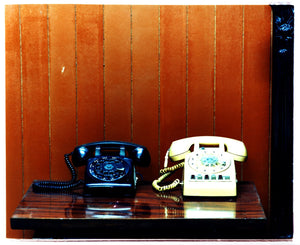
[{"x1": 152, "y1": 136, "x2": 247, "y2": 197}]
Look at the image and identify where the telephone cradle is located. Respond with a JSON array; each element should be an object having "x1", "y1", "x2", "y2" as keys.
[
  {"x1": 32, "y1": 141, "x2": 151, "y2": 196},
  {"x1": 152, "y1": 136, "x2": 248, "y2": 197}
]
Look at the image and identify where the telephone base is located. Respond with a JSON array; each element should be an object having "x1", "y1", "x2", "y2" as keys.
[
  {"x1": 182, "y1": 195, "x2": 237, "y2": 202},
  {"x1": 183, "y1": 182, "x2": 237, "y2": 197},
  {"x1": 84, "y1": 183, "x2": 136, "y2": 197}
]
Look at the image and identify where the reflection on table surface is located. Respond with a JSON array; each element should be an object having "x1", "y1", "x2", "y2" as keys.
[{"x1": 13, "y1": 182, "x2": 265, "y2": 220}]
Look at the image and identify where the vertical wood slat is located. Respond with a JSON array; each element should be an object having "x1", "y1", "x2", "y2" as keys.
[
  {"x1": 160, "y1": 5, "x2": 187, "y2": 170},
  {"x1": 132, "y1": 5, "x2": 159, "y2": 180},
  {"x1": 215, "y1": 5, "x2": 243, "y2": 140},
  {"x1": 104, "y1": 5, "x2": 131, "y2": 141},
  {"x1": 49, "y1": 5, "x2": 77, "y2": 180},
  {"x1": 243, "y1": 5, "x2": 271, "y2": 211},
  {"x1": 76, "y1": 5, "x2": 104, "y2": 145},
  {"x1": 5, "y1": 5, "x2": 23, "y2": 239},
  {"x1": 76, "y1": 5, "x2": 104, "y2": 179},
  {"x1": 215, "y1": 6, "x2": 244, "y2": 180},
  {"x1": 20, "y1": 4, "x2": 49, "y2": 193},
  {"x1": 187, "y1": 5, "x2": 215, "y2": 137}
]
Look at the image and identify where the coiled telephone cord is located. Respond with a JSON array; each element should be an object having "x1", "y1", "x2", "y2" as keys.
[
  {"x1": 152, "y1": 150, "x2": 184, "y2": 192},
  {"x1": 32, "y1": 153, "x2": 83, "y2": 192},
  {"x1": 159, "y1": 161, "x2": 184, "y2": 174},
  {"x1": 152, "y1": 172, "x2": 181, "y2": 192}
]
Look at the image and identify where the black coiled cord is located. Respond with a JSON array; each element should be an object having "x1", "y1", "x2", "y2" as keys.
[{"x1": 32, "y1": 153, "x2": 84, "y2": 192}]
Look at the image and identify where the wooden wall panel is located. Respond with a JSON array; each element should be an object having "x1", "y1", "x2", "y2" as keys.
[
  {"x1": 215, "y1": 6, "x2": 244, "y2": 180},
  {"x1": 132, "y1": 5, "x2": 159, "y2": 180},
  {"x1": 49, "y1": 5, "x2": 77, "y2": 180},
  {"x1": 104, "y1": 5, "x2": 131, "y2": 141},
  {"x1": 215, "y1": 5, "x2": 243, "y2": 140},
  {"x1": 76, "y1": 5, "x2": 104, "y2": 146},
  {"x1": 160, "y1": 5, "x2": 187, "y2": 168},
  {"x1": 6, "y1": 5, "x2": 272, "y2": 238},
  {"x1": 243, "y1": 5, "x2": 271, "y2": 210},
  {"x1": 5, "y1": 5, "x2": 23, "y2": 239},
  {"x1": 19, "y1": 6, "x2": 48, "y2": 237},
  {"x1": 20, "y1": 4, "x2": 49, "y2": 194},
  {"x1": 187, "y1": 5, "x2": 215, "y2": 136}
]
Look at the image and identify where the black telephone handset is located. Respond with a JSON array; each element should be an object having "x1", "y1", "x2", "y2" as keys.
[{"x1": 32, "y1": 141, "x2": 151, "y2": 196}]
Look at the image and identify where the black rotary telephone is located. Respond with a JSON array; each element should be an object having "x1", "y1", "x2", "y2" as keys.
[{"x1": 32, "y1": 141, "x2": 151, "y2": 196}]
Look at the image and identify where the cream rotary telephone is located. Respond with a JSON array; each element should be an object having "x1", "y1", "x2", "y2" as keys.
[{"x1": 152, "y1": 136, "x2": 247, "y2": 197}]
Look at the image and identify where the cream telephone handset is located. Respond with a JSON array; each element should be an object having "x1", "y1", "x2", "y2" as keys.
[{"x1": 152, "y1": 136, "x2": 247, "y2": 197}]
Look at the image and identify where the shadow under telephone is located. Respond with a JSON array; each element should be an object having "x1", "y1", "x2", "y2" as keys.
[
  {"x1": 33, "y1": 141, "x2": 151, "y2": 196},
  {"x1": 152, "y1": 136, "x2": 247, "y2": 197}
]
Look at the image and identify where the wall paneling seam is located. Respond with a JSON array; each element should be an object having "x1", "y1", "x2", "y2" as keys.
[
  {"x1": 241, "y1": 5, "x2": 245, "y2": 142},
  {"x1": 213, "y1": 5, "x2": 217, "y2": 136},
  {"x1": 47, "y1": 5, "x2": 52, "y2": 180},
  {"x1": 130, "y1": 5, "x2": 133, "y2": 142},
  {"x1": 74, "y1": 4, "x2": 78, "y2": 146},
  {"x1": 103, "y1": 5, "x2": 106, "y2": 140},
  {"x1": 186, "y1": 6, "x2": 189, "y2": 137},
  {"x1": 240, "y1": 6, "x2": 245, "y2": 180},
  {"x1": 18, "y1": 5, "x2": 25, "y2": 196},
  {"x1": 158, "y1": 6, "x2": 161, "y2": 171}
]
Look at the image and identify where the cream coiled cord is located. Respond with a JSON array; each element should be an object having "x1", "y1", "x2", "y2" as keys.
[{"x1": 152, "y1": 150, "x2": 184, "y2": 192}]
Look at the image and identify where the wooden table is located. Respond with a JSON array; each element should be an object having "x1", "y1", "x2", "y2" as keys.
[{"x1": 11, "y1": 181, "x2": 267, "y2": 239}]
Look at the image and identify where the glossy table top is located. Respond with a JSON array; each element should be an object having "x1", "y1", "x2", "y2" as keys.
[{"x1": 11, "y1": 181, "x2": 266, "y2": 238}]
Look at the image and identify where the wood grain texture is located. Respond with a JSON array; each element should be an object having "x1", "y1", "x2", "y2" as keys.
[
  {"x1": 215, "y1": 5, "x2": 243, "y2": 140},
  {"x1": 5, "y1": 5, "x2": 23, "y2": 239},
  {"x1": 11, "y1": 182, "x2": 266, "y2": 238},
  {"x1": 131, "y1": 5, "x2": 159, "y2": 180},
  {"x1": 242, "y1": 5, "x2": 271, "y2": 210},
  {"x1": 104, "y1": 5, "x2": 131, "y2": 141},
  {"x1": 48, "y1": 5, "x2": 77, "y2": 180},
  {"x1": 187, "y1": 5, "x2": 215, "y2": 136},
  {"x1": 214, "y1": 5, "x2": 244, "y2": 182},
  {"x1": 20, "y1": 4, "x2": 49, "y2": 194},
  {"x1": 76, "y1": 5, "x2": 104, "y2": 145},
  {"x1": 12, "y1": 183, "x2": 266, "y2": 220},
  {"x1": 159, "y1": 5, "x2": 187, "y2": 167}
]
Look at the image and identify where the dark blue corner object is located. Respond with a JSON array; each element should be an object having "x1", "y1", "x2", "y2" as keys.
[{"x1": 270, "y1": 4, "x2": 294, "y2": 239}]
